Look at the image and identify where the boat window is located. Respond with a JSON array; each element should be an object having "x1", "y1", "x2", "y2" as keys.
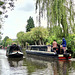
[
  {"x1": 30, "y1": 46, "x2": 47, "y2": 51},
  {"x1": 40, "y1": 47, "x2": 47, "y2": 51},
  {"x1": 31, "y1": 48, "x2": 39, "y2": 50},
  {"x1": 31, "y1": 47, "x2": 39, "y2": 50}
]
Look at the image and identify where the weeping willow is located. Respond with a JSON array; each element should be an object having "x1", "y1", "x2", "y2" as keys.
[
  {"x1": 69, "y1": 0, "x2": 75, "y2": 34},
  {"x1": 36, "y1": 0, "x2": 75, "y2": 37}
]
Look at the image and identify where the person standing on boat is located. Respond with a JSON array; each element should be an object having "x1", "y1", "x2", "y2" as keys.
[
  {"x1": 52, "y1": 40, "x2": 58, "y2": 53},
  {"x1": 61, "y1": 38, "x2": 67, "y2": 54}
]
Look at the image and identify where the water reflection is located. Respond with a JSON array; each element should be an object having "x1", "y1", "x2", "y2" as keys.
[
  {"x1": 8, "y1": 57, "x2": 75, "y2": 75},
  {"x1": 1, "y1": 49, "x2": 75, "y2": 75},
  {"x1": 8, "y1": 58, "x2": 23, "y2": 67},
  {"x1": 8, "y1": 58, "x2": 28, "y2": 75},
  {"x1": 24, "y1": 57, "x2": 48, "y2": 75},
  {"x1": 58, "y1": 60, "x2": 70, "y2": 75},
  {"x1": 0, "y1": 49, "x2": 10, "y2": 75},
  {"x1": 25, "y1": 56, "x2": 75, "y2": 75}
]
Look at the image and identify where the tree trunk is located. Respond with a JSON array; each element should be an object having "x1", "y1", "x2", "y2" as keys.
[
  {"x1": 35, "y1": 41, "x2": 37, "y2": 45},
  {"x1": 39, "y1": 39, "x2": 42, "y2": 45}
]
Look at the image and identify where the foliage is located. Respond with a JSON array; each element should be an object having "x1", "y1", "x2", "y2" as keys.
[
  {"x1": 17, "y1": 27, "x2": 49, "y2": 46},
  {"x1": 24, "y1": 32, "x2": 33, "y2": 44},
  {"x1": 35, "y1": 0, "x2": 75, "y2": 37},
  {"x1": 5, "y1": 38, "x2": 13, "y2": 46},
  {"x1": 35, "y1": 0, "x2": 75, "y2": 57},
  {"x1": 26, "y1": 16, "x2": 35, "y2": 32},
  {"x1": 31, "y1": 27, "x2": 49, "y2": 45},
  {"x1": 3, "y1": 36, "x2": 9, "y2": 41},
  {"x1": 0, "y1": 1, "x2": 4, "y2": 6},
  {"x1": 17, "y1": 31, "x2": 25, "y2": 47},
  {"x1": 49, "y1": 26, "x2": 63, "y2": 37},
  {"x1": 0, "y1": 0, "x2": 16, "y2": 16},
  {"x1": 17, "y1": 31, "x2": 33, "y2": 47},
  {"x1": 47, "y1": 36, "x2": 57, "y2": 45},
  {"x1": 66, "y1": 34, "x2": 75, "y2": 52},
  {"x1": 1, "y1": 36, "x2": 14, "y2": 47}
]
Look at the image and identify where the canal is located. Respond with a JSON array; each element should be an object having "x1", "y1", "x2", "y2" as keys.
[{"x1": 0, "y1": 49, "x2": 75, "y2": 75}]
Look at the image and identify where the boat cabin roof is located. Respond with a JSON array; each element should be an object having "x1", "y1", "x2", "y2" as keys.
[
  {"x1": 7, "y1": 44, "x2": 22, "y2": 53},
  {"x1": 28, "y1": 45, "x2": 50, "y2": 51}
]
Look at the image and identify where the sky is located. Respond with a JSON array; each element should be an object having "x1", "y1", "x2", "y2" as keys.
[
  {"x1": 2, "y1": 0, "x2": 39, "y2": 39},
  {"x1": 2, "y1": 0, "x2": 75, "y2": 40}
]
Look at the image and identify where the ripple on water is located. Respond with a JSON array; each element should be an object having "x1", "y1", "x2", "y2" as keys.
[{"x1": 10, "y1": 66, "x2": 27, "y2": 75}]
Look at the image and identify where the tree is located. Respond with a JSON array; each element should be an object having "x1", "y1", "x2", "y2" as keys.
[
  {"x1": 5, "y1": 38, "x2": 13, "y2": 46},
  {"x1": 17, "y1": 31, "x2": 33, "y2": 47},
  {"x1": 26, "y1": 16, "x2": 35, "y2": 32},
  {"x1": 17, "y1": 31, "x2": 25, "y2": 47},
  {"x1": 36, "y1": 0, "x2": 75, "y2": 37},
  {"x1": 31, "y1": 27, "x2": 49, "y2": 45},
  {"x1": 2, "y1": 36, "x2": 9, "y2": 47},
  {"x1": 1, "y1": 36, "x2": 15, "y2": 47},
  {"x1": 17, "y1": 27, "x2": 49, "y2": 46}
]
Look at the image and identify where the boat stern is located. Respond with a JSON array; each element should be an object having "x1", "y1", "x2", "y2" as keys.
[{"x1": 58, "y1": 53, "x2": 71, "y2": 60}]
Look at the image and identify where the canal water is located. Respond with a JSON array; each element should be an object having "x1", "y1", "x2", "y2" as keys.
[{"x1": 0, "y1": 49, "x2": 75, "y2": 75}]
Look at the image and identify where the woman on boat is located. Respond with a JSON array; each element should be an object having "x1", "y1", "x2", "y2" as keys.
[{"x1": 61, "y1": 38, "x2": 67, "y2": 54}]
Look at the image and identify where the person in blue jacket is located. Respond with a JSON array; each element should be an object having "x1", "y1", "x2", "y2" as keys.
[{"x1": 61, "y1": 38, "x2": 67, "y2": 54}]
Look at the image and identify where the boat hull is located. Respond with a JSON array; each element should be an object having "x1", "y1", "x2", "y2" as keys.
[
  {"x1": 58, "y1": 54, "x2": 71, "y2": 60},
  {"x1": 6, "y1": 52, "x2": 23, "y2": 58},
  {"x1": 26, "y1": 50, "x2": 71, "y2": 60}
]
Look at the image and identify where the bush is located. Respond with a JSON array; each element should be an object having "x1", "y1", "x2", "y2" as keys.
[
  {"x1": 47, "y1": 36, "x2": 57, "y2": 45},
  {"x1": 66, "y1": 34, "x2": 75, "y2": 51},
  {"x1": 65, "y1": 34, "x2": 75, "y2": 57}
]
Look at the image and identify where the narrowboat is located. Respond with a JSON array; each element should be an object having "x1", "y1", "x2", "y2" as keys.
[
  {"x1": 26, "y1": 45, "x2": 71, "y2": 60},
  {"x1": 6, "y1": 44, "x2": 23, "y2": 58}
]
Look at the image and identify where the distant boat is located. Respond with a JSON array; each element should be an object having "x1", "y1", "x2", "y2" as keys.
[
  {"x1": 6, "y1": 44, "x2": 23, "y2": 58},
  {"x1": 26, "y1": 45, "x2": 71, "y2": 60}
]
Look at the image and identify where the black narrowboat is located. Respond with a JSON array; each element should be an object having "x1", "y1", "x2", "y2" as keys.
[
  {"x1": 6, "y1": 44, "x2": 23, "y2": 58},
  {"x1": 26, "y1": 45, "x2": 71, "y2": 60}
]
